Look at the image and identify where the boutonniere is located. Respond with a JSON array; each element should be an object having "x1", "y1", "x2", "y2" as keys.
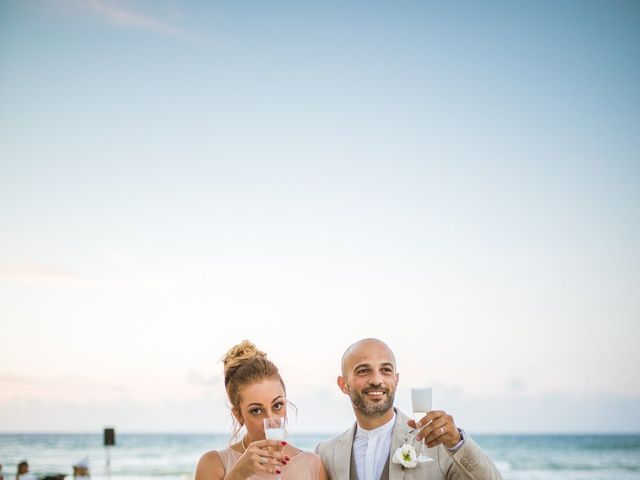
[{"x1": 392, "y1": 443, "x2": 418, "y2": 470}]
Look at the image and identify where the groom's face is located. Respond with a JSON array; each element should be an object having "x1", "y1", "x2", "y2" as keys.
[{"x1": 338, "y1": 339, "x2": 399, "y2": 418}]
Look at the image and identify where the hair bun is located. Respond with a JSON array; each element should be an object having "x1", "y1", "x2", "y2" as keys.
[{"x1": 222, "y1": 340, "x2": 267, "y2": 376}]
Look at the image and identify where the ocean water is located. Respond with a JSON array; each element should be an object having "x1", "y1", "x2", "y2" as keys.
[{"x1": 1, "y1": 433, "x2": 639, "y2": 480}]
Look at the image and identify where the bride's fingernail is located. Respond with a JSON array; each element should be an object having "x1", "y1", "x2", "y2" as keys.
[
  {"x1": 285, "y1": 456, "x2": 290, "y2": 461},
  {"x1": 281, "y1": 441, "x2": 287, "y2": 446},
  {"x1": 276, "y1": 469, "x2": 281, "y2": 474}
]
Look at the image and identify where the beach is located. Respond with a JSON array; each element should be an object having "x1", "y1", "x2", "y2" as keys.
[{"x1": 1, "y1": 433, "x2": 639, "y2": 480}]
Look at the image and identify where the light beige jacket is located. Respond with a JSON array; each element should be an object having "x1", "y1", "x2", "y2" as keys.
[{"x1": 315, "y1": 409, "x2": 503, "y2": 480}]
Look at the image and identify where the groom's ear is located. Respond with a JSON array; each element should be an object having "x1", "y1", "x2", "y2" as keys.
[{"x1": 337, "y1": 375, "x2": 349, "y2": 395}]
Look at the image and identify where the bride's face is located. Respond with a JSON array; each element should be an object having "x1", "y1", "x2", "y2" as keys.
[{"x1": 235, "y1": 378, "x2": 287, "y2": 440}]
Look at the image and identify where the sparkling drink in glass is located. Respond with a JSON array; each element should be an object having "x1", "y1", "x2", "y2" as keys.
[
  {"x1": 411, "y1": 387, "x2": 434, "y2": 463},
  {"x1": 263, "y1": 416, "x2": 287, "y2": 479}
]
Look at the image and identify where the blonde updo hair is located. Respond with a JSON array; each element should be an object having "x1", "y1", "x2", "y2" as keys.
[{"x1": 222, "y1": 340, "x2": 286, "y2": 421}]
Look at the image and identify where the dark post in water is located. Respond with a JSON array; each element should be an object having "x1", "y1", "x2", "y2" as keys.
[{"x1": 103, "y1": 427, "x2": 115, "y2": 480}]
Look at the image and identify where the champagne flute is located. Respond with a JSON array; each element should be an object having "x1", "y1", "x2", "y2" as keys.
[
  {"x1": 411, "y1": 387, "x2": 434, "y2": 463},
  {"x1": 263, "y1": 416, "x2": 287, "y2": 479}
]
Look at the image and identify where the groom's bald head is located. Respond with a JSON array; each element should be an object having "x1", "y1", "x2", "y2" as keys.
[{"x1": 341, "y1": 338, "x2": 397, "y2": 377}]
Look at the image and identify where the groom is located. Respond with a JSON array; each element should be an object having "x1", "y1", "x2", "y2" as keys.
[{"x1": 316, "y1": 338, "x2": 503, "y2": 480}]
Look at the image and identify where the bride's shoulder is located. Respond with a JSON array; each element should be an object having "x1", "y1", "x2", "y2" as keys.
[
  {"x1": 195, "y1": 449, "x2": 226, "y2": 480},
  {"x1": 296, "y1": 451, "x2": 326, "y2": 478},
  {"x1": 296, "y1": 450, "x2": 323, "y2": 463},
  {"x1": 286, "y1": 446, "x2": 318, "y2": 460}
]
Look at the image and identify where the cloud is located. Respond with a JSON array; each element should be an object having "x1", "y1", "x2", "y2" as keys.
[
  {"x1": 0, "y1": 253, "x2": 169, "y2": 290},
  {"x1": 0, "y1": 374, "x2": 122, "y2": 406},
  {"x1": 0, "y1": 263, "x2": 84, "y2": 286},
  {"x1": 0, "y1": 396, "x2": 227, "y2": 433},
  {"x1": 0, "y1": 372, "x2": 229, "y2": 411},
  {"x1": 2, "y1": 388, "x2": 639, "y2": 434},
  {"x1": 3, "y1": 373, "x2": 639, "y2": 433},
  {"x1": 505, "y1": 376, "x2": 527, "y2": 392},
  {"x1": 438, "y1": 391, "x2": 640, "y2": 434},
  {"x1": 186, "y1": 370, "x2": 222, "y2": 388},
  {"x1": 0, "y1": 374, "x2": 29, "y2": 383},
  {"x1": 58, "y1": 0, "x2": 197, "y2": 41}
]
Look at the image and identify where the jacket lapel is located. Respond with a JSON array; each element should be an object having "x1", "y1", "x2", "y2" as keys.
[
  {"x1": 389, "y1": 409, "x2": 413, "y2": 480},
  {"x1": 334, "y1": 422, "x2": 357, "y2": 480}
]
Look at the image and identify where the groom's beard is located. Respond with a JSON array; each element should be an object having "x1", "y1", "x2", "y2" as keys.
[{"x1": 349, "y1": 385, "x2": 395, "y2": 418}]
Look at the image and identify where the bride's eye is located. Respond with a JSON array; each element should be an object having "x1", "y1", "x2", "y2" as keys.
[
  {"x1": 250, "y1": 408, "x2": 262, "y2": 415},
  {"x1": 273, "y1": 402, "x2": 284, "y2": 411}
]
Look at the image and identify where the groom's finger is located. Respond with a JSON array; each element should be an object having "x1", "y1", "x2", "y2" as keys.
[
  {"x1": 408, "y1": 412, "x2": 439, "y2": 433},
  {"x1": 415, "y1": 411, "x2": 447, "y2": 440},
  {"x1": 421, "y1": 419, "x2": 447, "y2": 445},
  {"x1": 416, "y1": 412, "x2": 461, "y2": 448},
  {"x1": 407, "y1": 416, "x2": 432, "y2": 430}
]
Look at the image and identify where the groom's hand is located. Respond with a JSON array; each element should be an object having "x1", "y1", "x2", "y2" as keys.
[{"x1": 408, "y1": 410, "x2": 462, "y2": 449}]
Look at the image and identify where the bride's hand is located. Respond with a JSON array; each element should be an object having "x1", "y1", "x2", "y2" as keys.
[{"x1": 226, "y1": 439, "x2": 288, "y2": 479}]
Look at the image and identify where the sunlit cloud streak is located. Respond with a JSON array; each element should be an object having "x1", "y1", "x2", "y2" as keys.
[
  {"x1": 0, "y1": 263, "x2": 83, "y2": 286},
  {"x1": 57, "y1": 0, "x2": 198, "y2": 41}
]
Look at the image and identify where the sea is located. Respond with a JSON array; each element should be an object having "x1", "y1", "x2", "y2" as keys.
[{"x1": 1, "y1": 433, "x2": 639, "y2": 480}]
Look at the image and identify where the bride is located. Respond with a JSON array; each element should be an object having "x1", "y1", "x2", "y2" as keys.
[{"x1": 195, "y1": 340, "x2": 328, "y2": 480}]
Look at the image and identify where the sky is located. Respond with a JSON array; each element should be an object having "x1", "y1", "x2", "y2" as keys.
[{"x1": 0, "y1": 0, "x2": 639, "y2": 434}]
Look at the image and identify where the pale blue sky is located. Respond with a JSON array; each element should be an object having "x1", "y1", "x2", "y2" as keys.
[{"x1": 1, "y1": 0, "x2": 639, "y2": 433}]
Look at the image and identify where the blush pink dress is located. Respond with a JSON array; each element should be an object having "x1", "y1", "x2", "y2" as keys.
[{"x1": 216, "y1": 447, "x2": 321, "y2": 479}]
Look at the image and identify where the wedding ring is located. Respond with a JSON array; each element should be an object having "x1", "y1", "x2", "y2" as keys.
[{"x1": 440, "y1": 427, "x2": 444, "y2": 435}]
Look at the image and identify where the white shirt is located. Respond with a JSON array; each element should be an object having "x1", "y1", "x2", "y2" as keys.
[{"x1": 353, "y1": 412, "x2": 396, "y2": 480}]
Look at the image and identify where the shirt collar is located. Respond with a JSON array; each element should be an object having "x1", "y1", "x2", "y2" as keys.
[{"x1": 355, "y1": 411, "x2": 396, "y2": 439}]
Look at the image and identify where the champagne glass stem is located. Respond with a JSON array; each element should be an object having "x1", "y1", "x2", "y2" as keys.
[{"x1": 411, "y1": 387, "x2": 434, "y2": 463}]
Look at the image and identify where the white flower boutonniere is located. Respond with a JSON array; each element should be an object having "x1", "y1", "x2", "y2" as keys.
[{"x1": 392, "y1": 443, "x2": 418, "y2": 470}]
